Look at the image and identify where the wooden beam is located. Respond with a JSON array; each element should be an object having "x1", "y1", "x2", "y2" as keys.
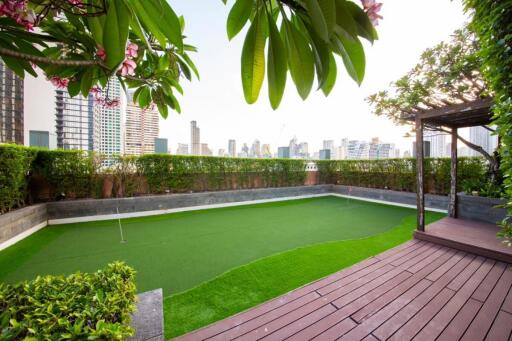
[
  {"x1": 449, "y1": 127, "x2": 458, "y2": 218},
  {"x1": 417, "y1": 97, "x2": 493, "y2": 120},
  {"x1": 416, "y1": 117, "x2": 425, "y2": 231}
]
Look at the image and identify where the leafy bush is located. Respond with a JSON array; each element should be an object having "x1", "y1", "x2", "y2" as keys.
[
  {"x1": 0, "y1": 145, "x2": 35, "y2": 214},
  {"x1": 464, "y1": 0, "x2": 512, "y2": 243},
  {"x1": 317, "y1": 157, "x2": 488, "y2": 195},
  {"x1": 31, "y1": 149, "x2": 98, "y2": 200},
  {"x1": 0, "y1": 262, "x2": 136, "y2": 340}
]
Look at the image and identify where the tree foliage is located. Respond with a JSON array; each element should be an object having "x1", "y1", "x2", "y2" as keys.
[
  {"x1": 463, "y1": 0, "x2": 512, "y2": 245},
  {"x1": 0, "y1": 0, "x2": 381, "y2": 117}
]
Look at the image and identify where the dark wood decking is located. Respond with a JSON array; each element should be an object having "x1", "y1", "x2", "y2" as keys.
[
  {"x1": 174, "y1": 239, "x2": 512, "y2": 341},
  {"x1": 415, "y1": 217, "x2": 512, "y2": 263}
]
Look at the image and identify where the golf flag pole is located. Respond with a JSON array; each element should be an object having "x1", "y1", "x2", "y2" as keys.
[{"x1": 117, "y1": 207, "x2": 126, "y2": 243}]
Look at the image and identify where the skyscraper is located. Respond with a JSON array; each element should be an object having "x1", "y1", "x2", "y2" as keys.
[
  {"x1": 0, "y1": 61, "x2": 24, "y2": 144},
  {"x1": 154, "y1": 138, "x2": 168, "y2": 154},
  {"x1": 200, "y1": 143, "x2": 212, "y2": 156},
  {"x1": 261, "y1": 144, "x2": 272, "y2": 158},
  {"x1": 469, "y1": 126, "x2": 498, "y2": 156},
  {"x1": 278, "y1": 146, "x2": 290, "y2": 158},
  {"x1": 347, "y1": 140, "x2": 370, "y2": 159},
  {"x1": 251, "y1": 139, "x2": 261, "y2": 158},
  {"x1": 191, "y1": 120, "x2": 200, "y2": 155},
  {"x1": 55, "y1": 90, "x2": 96, "y2": 150},
  {"x1": 298, "y1": 142, "x2": 309, "y2": 159},
  {"x1": 176, "y1": 143, "x2": 189, "y2": 155},
  {"x1": 124, "y1": 93, "x2": 159, "y2": 156},
  {"x1": 424, "y1": 130, "x2": 447, "y2": 157},
  {"x1": 323, "y1": 140, "x2": 335, "y2": 158},
  {"x1": 319, "y1": 149, "x2": 331, "y2": 160},
  {"x1": 96, "y1": 78, "x2": 124, "y2": 165},
  {"x1": 289, "y1": 136, "x2": 299, "y2": 158},
  {"x1": 228, "y1": 139, "x2": 236, "y2": 157}
]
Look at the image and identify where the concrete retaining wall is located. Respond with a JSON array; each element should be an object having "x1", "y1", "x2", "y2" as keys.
[
  {"x1": 458, "y1": 194, "x2": 507, "y2": 224},
  {"x1": 0, "y1": 204, "x2": 47, "y2": 248},
  {"x1": 46, "y1": 185, "x2": 332, "y2": 220}
]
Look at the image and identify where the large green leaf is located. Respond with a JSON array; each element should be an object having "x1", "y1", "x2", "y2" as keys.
[
  {"x1": 304, "y1": 0, "x2": 330, "y2": 42},
  {"x1": 344, "y1": 1, "x2": 378, "y2": 43},
  {"x1": 334, "y1": 0, "x2": 358, "y2": 38},
  {"x1": 103, "y1": 0, "x2": 131, "y2": 70},
  {"x1": 227, "y1": 0, "x2": 253, "y2": 40},
  {"x1": 283, "y1": 19, "x2": 315, "y2": 100},
  {"x1": 331, "y1": 30, "x2": 365, "y2": 84},
  {"x1": 267, "y1": 14, "x2": 287, "y2": 110},
  {"x1": 322, "y1": 54, "x2": 337, "y2": 96},
  {"x1": 144, "y1": 0, "x2": 184, "y2": 51},
  {"x1": 303, "y1": 21, "x2": 331, "y2": 89},
  {"x1": 241, "y1": 12, "x2": 266, "y2": 104},
  {"x1": 130, "y1": 0, "x2": 167, "y2": 49},
  {"x1": 319, "y1": 0, "x2": 336, "y2": 35}
]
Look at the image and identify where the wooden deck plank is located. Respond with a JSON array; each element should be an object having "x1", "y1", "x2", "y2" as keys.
[
  {"x1": 350, "y1": 247, "x2": 454, "y2": 323},
  {"x1": 472, "y1": 261, "x2": 508, "y2": 302},
  {"x1": 411, "y1": 258, "x2": 494, "y2": 340},
  {"x1": 339, "y1": 279, "x2": 432, "y2": 340},
  {"x1": 390, "y1": 287, "x2": 455, "y2": 341},
  {"x1": 448, "y1": 256, "x2": 491, "y2": 291},
  {"x1": 373, "y1": 252, "x2": 475, "y2": 340},
  {"x1": 501, "y1": 278, "x2": 512, "y2": 314},
  {"x1": 310, "y1": 318, "x2": 357, "y2": 341},
  {"x1": 485, "y1": 311, "x2": 512, "y2": 341},
  {"x1": 461, "y1": 265, "x2": 512, "y2": 340},
  {"x1": 437, "y1": 298, "x2": 483, "y2": 341}
]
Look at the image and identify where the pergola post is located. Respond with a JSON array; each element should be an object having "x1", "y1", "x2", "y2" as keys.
[
  {"x1": 449, "y1": 127, "x2": 458, "y2": 218},
  {"x1": 416, "y1": 117, "x2": 425, "y2": 231}
]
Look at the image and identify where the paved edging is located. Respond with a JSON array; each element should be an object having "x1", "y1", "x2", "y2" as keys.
[{"x1": 129, "y1": 289, "x2": 164, "y2": 341}]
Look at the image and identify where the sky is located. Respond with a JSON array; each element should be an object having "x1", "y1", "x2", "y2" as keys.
[{"x1": 160, "y1": 0, "x2": 469, "y2": 155}]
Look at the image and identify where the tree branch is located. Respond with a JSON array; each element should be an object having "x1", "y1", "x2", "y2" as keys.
[{"x1": 0, "y1": 46, "x2": 99, "y2": 66}]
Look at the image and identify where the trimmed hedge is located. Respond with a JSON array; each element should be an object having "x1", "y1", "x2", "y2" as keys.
[
  {"x1": 0, "y1": 145, "x2": 35, "y2": 214},
  {"x1": 317, "y1": 158, "x2": 487, "y2": 195},
  {"x1": 0, "y1": 262, "x2": 136, "y2": 340}
]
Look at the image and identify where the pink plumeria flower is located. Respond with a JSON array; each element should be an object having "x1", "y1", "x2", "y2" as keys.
[
  {"x1": 126, "y1": 43, "x2": 138, "y2": 59},
  {"x1": 49, "y1": 76, "x2": 70, "y2": 89},
  {"x1": 361, "y1": 0, "x2": 383, "y2": 26},
  {"x1": 96, "y1": 47, "x2": 107, "y2": 61},
  {"x1": 120, "y1": 58, "x2": 136, "y2": 76}
]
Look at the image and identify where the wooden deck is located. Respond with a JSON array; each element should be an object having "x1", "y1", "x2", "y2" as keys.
[
  {"x1": 415, "y1": 217, "x2": 512, "y2": 264},
  {"x1": 175, "y1": 239, "x2": 512, "y2": 341}
]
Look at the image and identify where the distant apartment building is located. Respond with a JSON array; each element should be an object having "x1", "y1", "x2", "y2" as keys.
[
  {"x1": 239, "y1": 143, "x2": 249, "y2": 157},
  {"x1": 298, "y1": 142, "x2": 309, "y2": 159},
  {"x1": 228, "y1": 139, "x2": 236, "y2": 157},
  {"x1": 55, "y1": 90, "x2": 97, "y2": 150},
  {"x1": 319, "y1": 149, "x2": 331, "y2": 160},
  {"x1": 124, "y1": 94, "x2": 159, "y2": 156},
  {"x1": 335, "y1": 139, "x2": 348, "y2": 160},
  {"x1": 96, "y1": 78, "x2": 124, "y2": 165},
  {"x1": 201, "y1": 143, "x2": 212, "y2": 156},
  {"x1": 368, "y1": 137, "x2": 396, "y2": 159},
  {"x1": 412, "y1": 141, "x2": 431, "y2": 158},
  {"x1": 424, "y1": 130, "x2": 447, "y2": 157},
  {"x1": 347, "y1": 140, "x2": 369, "y2": 159},
  {"x1": 190, "y1": 121, "x2": 200, "y2": 155},
  {"x1": 469, "y1": 126, "x2": 498, "y2": 156},
  {"x1": 289, "y1": 136, "x2": 299, "y2": 158},
  {"x1": 323, "y1": 140, "x2": 335, "y2": 158},
  {"x1": 0, "y1": 61, "x2": 24, "y2": 144},
  {"x1": 278, "y1": 146, "x2": 290, "y2": 158},
  {"x1": 261, "y1": 144, "x2": 272, "y2": 158},
  {"x1": 176, "y1": 143, "x2": 189, "y2": 155},
  {"x1": 154, "y1": 138, "x2": 168, "y2": 154},
  {"x1": 251, "y1": 139, "x2": 261, "y2": 158},
  {"x1": 218, "y1": 148, "x2": 226, "y2": 157}
]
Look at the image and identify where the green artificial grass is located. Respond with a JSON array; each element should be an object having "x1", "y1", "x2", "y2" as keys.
[{"x1": 0, "y1": 195, "x2": 445, "y2": 338}]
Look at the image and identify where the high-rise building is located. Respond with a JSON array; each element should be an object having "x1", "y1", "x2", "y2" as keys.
[
  {"x1": 278, "y1": 146, "x2": 290, "y2": 158},
  {"x1": 347, "y1": 140, "x2": 370, "y2": 159},
  {"x1": 228, "y1": 139, "x2": 236, "y2": 157},
  {"x1": 239, "y1": 143, "x2": 249, "y2": 157},
  {"x1": 190, "y1": 120, "x2": 200, "y2": 155},
  {"x1": 335, "y1": 139, "x2": 348, "y2": 160},
  {"x1": 412, "y1": 141, "x2": 431, "y2": 158},
  {"x1": 154, "y1": 138, "x2": 168, "y2": 154},
  {"x1": 96, "y1": 78, "x2": 124, "y2": 165},
  {"x1": 469, "y1": 126, "x2": 498, "y2": 156},
  {"x1": 289, "y1": 136, "x2": 299, "y2": 158},
  {"x1": 319, "y1": 149, "x2": 331, "y2": 160},
  {"x1": 261, "y1": 144, "x2": 272, "y2": 158},
  {"x1": 424, "y1": 130, "x2": 447, "y2": 157},
  {"x1": 251, "y1": 139, "x2": 261, "y2": 158},
  {"x1": 124, "y1": 93, "x2": 159, "y2": 156},
  {"x1": 55, "y1": 90, "x2": 96, "y2": 150},
  {"x1": 176, "y1": 143, "x2": 189, "y2": 155},
  {"x1": 0, "y1": 61, "x2": 24, "y2": 144},
  {"x1": 368, "y1": 137, "x2": 380, "y2": 159},
  {"x1": 298, "y1": 142, "x2": 309, "y2": 159},
  {"x1": 201, "y1": 143, "x2": 212, "y2": 156},
  {"x1": 323, "y1": 140, "x2": 335, "y2": 158},
  {"x1": 218, "y1": 148, "x2": 226, "y2": 157}
]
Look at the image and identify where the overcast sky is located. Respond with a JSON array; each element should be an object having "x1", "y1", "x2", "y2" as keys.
[{"x1": 160, "y1": 0, "x2": 468, "y2": 155}]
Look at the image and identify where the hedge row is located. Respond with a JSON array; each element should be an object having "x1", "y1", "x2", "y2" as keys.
[
  {"x1": 0, "y1": 262, "x2": 136, "y2": 339},
  {"x1": 316, "y1": 158, "x2": 487, "y2": 195},
  {"x1": 0, "y1": 144, "x2": 492, "y2": 213}
]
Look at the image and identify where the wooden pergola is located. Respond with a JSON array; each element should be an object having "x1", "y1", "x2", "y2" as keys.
[{"x1": 407, "y1": 97, "x2": 494, "y2": 231}]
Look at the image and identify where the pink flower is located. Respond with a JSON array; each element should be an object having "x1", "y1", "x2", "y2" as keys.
[
  {"x1": 49, "y1": 76, "x2": 69, "y2": 89},
  {"x1": 0, "y1": 0, "x2": 37, "y2": 30},
  {"x1": 96, "y1": 47, "x2": 107, "y2": 61},
  {"x1": 361, "y1": 0, "x2": 383, "y2": 26},
  {"x1": 68, "y1": 0, "x2": 83, "y2": 6},
  {"x1": 104, "y1": 99, "x2": 120, "y2": 108},
  {"x1": 120, "y1": 58, "x2": 136, "y2": 76},
  {"x1": 126, "y1": 43, "x2": 138, "y2": 58}
]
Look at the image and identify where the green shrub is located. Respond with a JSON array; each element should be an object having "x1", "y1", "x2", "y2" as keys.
[
  {"x1": 317, "y1": 157, "x2": 487, "y2": 195},
  {"x1": 0, "y1": 145, "x2": 35, "y2": 214},
  {"x1": 31, "y1": 149, "x2": 98, "y2": 199},
  {"x1": 0, "y1": 262, "x2": 136, "y2": 340}
]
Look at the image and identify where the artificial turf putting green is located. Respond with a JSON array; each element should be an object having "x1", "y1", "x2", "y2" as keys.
[{"x1": 0, "y1": 196, "x2": 445, "y2": 338}]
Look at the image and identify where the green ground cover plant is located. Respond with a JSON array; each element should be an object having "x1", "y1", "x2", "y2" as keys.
[{"x1": 0, "y1": 262, "x2": 136, "y2": 340}]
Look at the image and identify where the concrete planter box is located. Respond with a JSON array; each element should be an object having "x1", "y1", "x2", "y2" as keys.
[{"x1": 457, "y1": 194, "x2": 507, "y2": 224}]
